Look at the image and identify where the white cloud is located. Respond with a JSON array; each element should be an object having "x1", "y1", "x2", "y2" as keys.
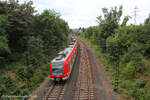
[
  {"x1": 61, "y1": 14, "x2": 97, "y2": 28},
  {"x1": 18, "y1": 0, "x2": 150, "y2": 28}
]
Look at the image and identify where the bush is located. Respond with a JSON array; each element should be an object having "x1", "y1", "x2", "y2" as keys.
[
  {"x1": 17, "y1": 67, "x2": 28, "y2": 81},
  {"x1": 122, "y1": 61, "x2": 136, "y2": 79},
  {"x1": 129, "y1": 86, "x2": 150, "y2": 100},
  {"x1": 135, "y1": 78, "x2": 147, "y2": 88},
  {"x1": 124, "y1": 78, "x2": 150, "y2": 100},
  {"x1": 120, "y1": 80, "x2": 133, "y2": 89},
  {"x1": 0, "y1": 76, "x2": 6, "y2": 97},
  {"x1": 1, "y1": 75, "x2": 18, "y2": 96},
  {"x1": 122, "y1": 60, "x2": 146, "y2": 79}
]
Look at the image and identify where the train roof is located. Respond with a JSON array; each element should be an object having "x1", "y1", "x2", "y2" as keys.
[
  {"x1": 52, "y1": 48, "x2": 72, "y2": 63},
  {"x1": 51, "y1": 40, "x2": 77, "y2": 63}
]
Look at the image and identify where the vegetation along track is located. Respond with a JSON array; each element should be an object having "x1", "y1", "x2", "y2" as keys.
[{"x1": 73, "y1": 41, "x2": 95, "y2": 100}]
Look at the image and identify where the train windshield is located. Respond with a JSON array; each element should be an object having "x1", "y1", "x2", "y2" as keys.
[{"x1": 52, "y1": 62, "x2": 63, "y2": 75}]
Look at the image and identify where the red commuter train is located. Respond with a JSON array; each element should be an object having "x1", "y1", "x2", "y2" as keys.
[{"x1": 49, "y1": 38, "x2": 78, "y2": 81}]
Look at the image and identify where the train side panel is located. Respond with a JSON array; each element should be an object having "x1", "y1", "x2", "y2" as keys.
[
  {"x1": 65, "y1": 40, "x2": 78, "y2": 73},
  {"x1": 49, "y1": 62, "x2": 52, "y2": 76}
]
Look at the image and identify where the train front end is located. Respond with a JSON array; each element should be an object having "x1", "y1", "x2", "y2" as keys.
[{"x1": 49, "y1": 51, "x2": 70, "y2": 81}]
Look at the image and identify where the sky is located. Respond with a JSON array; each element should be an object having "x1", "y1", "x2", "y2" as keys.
[{"x1": 19, "y1": 0, "x2": 150, "y2": 29}]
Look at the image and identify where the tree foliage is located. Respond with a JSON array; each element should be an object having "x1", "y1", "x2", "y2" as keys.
[
  {"x1": 0, "y1": 0, "x2": 69, "y2": 67},
  {"x1": 96, "y1": 6, "x2": 124, "y2": 52},
  {"x1": 0, "y1": 0, "x2": 69, "y2": 98},
  {"x1": 5, "y1": 0, "x2": 35, "y2": 53}
]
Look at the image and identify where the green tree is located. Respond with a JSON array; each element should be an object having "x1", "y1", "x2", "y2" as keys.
[
  {"x1": 0, "y1": 35, "x2": 10, "y2": 67},
  {"x1": 97, "y1": 6, "x2": 123, "y2": 52},
  {"x1": 0, "y1": 9, "x2": 10, "y2": 67},
  {"x1": 144, "y1": 14, "x2": 150, "y2": 24},
  {"x1": 5, "y1": 0, "x2": 35, "y2": 53},
  {"x1": 143, "y1": 24, "x2": 150, "y2": 57},
  {"x1": 32, "y1": 10, "x2": 69, "y2": 57}
]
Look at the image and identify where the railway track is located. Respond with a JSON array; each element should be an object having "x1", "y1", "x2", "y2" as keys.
[
  {"x1": 44, "y1": 82, "x2": 66, "y2": 100},
  {"x1": 73, "y1": 41, "x2": 95, "y2": 100}
]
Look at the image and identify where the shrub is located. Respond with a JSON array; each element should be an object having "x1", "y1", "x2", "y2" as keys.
[
  {"x1": 120, "y1": 80, "x2": 133, "y2": 89},
  {"x1": 17, "y1": 67, "x2": 27, "y2": 81},
  {"x1": 135, "y1": 78, "x2": 147, "y2": 88},
  {"x1": 124, "y1": 78, "x2": 150, "y2": 100},
  {"x1": 129, "y1": 86, "x2": 150, "y2": 100},
  {"x1": 122, "y1": 61, "x2": 136, "y2": 79},
  {"x1": 122, "y1": 60, "x2": 146, "y2": 79}
]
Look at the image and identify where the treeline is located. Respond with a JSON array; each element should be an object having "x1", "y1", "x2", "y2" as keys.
[
  {"x1": 81, "y1": 6, "x2": 150, "y2": 100},
  {"x1": 0, "y1": 0, "x2": 69, "y2": 98}
]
